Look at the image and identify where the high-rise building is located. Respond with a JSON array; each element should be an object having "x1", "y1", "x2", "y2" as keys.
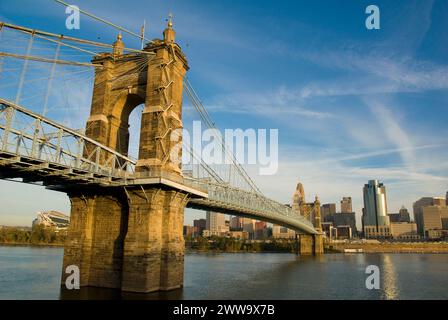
[
  {"x1": 241, "y1": 217, "x2": 256, "y2": 238},
  {"x1": 254, "y1": 221, "x2": 268, "y2": 239},
  {"x1": 183, "y1": 226, "x2": 195, "y2": 238},
  {"x1": 321, "y1": 203, "x2": 336, "y2": 219},
  {"x1": 206, "y1": 211, "x2": 226, "y2": 233},
  {"x1": 422, "y1": 206, "x2": 443, "y2": 233},
  {"x1": 324, "y1": 212, "x2": 357, "y2": 236},
  {"x1": 340, "y1": 197, "x2": 353, "y2": 213},
  {"x1": 362, "y1": 180, "x2": 389, "y2": 237},
  {"x1": 229, "y1": 216, "x2": 242, "y2": 230},
  {"x1": 193, "y1": 219, "x2": 206, "y2": 236},
  {"x1": 414, "y1": 197, "x2": 435, "y2": 235},
  {"x1": 413, "y1": 197, "x2": 447, "y2": 236}
]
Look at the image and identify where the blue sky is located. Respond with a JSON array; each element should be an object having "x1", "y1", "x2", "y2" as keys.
[{"x1": 0, "y1": 0, "x2": 447, "y2": 228}]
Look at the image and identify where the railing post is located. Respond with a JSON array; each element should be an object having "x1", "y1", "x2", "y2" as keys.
[
  {"x1": 55, "y1": 128, "x2": 62, "y2": 163},
  {"x1": 31, "y1": 119, "x2": 40, "y2": 158},
  {"x1": 75, "y1": 137, "x2": 84, "y2": 168},
  {"x1": 15, "y1": 135, "x2": 22, "y2": 155},
  {"x1": 95, "y1": 147, "x2": 100, "y2": 173},
  {"x1": 2, "y1": 107, "x2": 14, "y2": 152}
]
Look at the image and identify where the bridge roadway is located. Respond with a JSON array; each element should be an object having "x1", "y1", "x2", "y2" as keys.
[{"x1": 0, "y1": 98, "x2": 317, "y2": 234}]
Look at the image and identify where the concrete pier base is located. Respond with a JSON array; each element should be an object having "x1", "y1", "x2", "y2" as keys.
[
  {"x1": 61, "y1": 188, "x2": 188, "y2": 293},
  {"x1": 121, "y1": 189, "x2": 188, "y2": 293}
]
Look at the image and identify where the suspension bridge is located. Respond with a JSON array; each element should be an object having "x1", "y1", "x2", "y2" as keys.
[{"x1": 0, "y1": 9, "x2": 323, "y2": 293}]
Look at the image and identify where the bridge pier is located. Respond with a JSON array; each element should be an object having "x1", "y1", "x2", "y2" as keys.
[
  {"x1": 61, "y1": 187, "x2": 189, "y2": 293},
  {"x1": 121, "y1": 188, "x2": 188, "y2": 292},
  {"x1": 299, "y1": 234, "x2": 324, "y2": 255},
  {"x1": 61, "y1": 18, "x2": 193, "y2": 293},
  {"x1": 61, "y1": 190, "x2": 129, "y2": 289}
]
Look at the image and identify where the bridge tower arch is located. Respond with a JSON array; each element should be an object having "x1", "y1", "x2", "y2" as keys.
[{"x1": 62, "y1": 19, "x2": 192, "y2": 293}]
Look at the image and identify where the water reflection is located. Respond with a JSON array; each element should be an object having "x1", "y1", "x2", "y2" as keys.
[
  {"x1": 380, "y1": 254, "x2": 399, "y2": 300},
  {"x1": 2, "y1": 246, "x2": 448, "y2": 300},
  {"x1": 60, "y1": 286, "x2": 185, "y2": 300}
]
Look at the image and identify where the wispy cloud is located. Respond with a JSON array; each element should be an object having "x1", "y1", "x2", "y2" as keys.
[
  {"x1": 200, "y1": 87, "x2": 334, "y2": 119},
  {"x1": 365, "y1": 99, "x2": 416, "y2": 171}
]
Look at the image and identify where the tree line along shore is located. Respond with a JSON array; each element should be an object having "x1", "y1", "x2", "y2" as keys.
[
  {"x1": 327, "y1": 241, "x2": 448, "y2": 253},
  {"x1": 2, "y1": 226, "x2": 448, "y2": 253},
  {"x1": 0, "y1": 225, "x2": 66, "y2": 246}
]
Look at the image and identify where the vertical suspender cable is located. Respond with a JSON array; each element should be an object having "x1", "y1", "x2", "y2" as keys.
[
  {"x1": 43, "y1": 40, "x2": 61, "y2": 116},
  {"x1": 15, "y1": 33, "x2": 34, "y2": 104}
]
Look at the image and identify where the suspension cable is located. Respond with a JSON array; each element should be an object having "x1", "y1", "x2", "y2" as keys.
[
  {"x1": 0, "y1": 22, "x2": 153, "y2": 55},
  {"x1": 184, "y1": 79, "x2": 263, "y2": 194},
  {"x1": 0, "y1": 52, "x2": 102, "y2": 67},
  {"x1": 52, "y1": 0, "x2": 153, "y2": 44}
]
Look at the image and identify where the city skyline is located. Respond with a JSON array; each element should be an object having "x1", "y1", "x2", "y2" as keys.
[{"x1": 0, "y1": 0, "x2": 447, "y2": 228}]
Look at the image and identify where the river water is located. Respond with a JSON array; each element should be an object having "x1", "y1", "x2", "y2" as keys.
[{"x1": 0, "y1": 245, "x2": 447, "y2": 300}]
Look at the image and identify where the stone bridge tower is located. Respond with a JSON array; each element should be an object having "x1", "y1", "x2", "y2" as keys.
[{"x1": 61, "y1": 19, "x2": 193, "y2": 293}]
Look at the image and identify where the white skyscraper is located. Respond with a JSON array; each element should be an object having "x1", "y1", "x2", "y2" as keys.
[{"x1": 206, "y1": 211, "x2": 226, "y2": 233}]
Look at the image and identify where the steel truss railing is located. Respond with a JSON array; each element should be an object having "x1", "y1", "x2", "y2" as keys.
[
  {"x1": 0, "y1": 98, "x2": 317, "y2": 234},
  {"x1": 0, "y1": 98, "x2": 135, "y2": 185},
  {"x1": 186, "y1": 178, "x2": 317, "y2": 234}
]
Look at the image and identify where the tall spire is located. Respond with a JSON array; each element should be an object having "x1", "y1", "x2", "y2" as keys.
[
  {"x1": 163, "y1": 12, "x2": 176, "y2": 44},
  {"x1": 112, "y1": 32, "x2": 124, "y2": 57}
]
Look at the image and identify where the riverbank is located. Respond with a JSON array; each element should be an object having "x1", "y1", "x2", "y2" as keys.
[
  {"x1": 4, "y1": 240, "x2": 448, "y2": 254},
  {"x1": 328, "y1": 242, "x2": 448, "y2": 253}
]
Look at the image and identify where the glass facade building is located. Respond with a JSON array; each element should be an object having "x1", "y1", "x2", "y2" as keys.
[{"x1": 362, "y1": 180, "x2": 389, "y2": 233}]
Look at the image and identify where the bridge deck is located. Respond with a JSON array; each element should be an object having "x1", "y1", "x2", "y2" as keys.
[{"x1": 0, "y1": 98, "x2": 318, "y2": 234}]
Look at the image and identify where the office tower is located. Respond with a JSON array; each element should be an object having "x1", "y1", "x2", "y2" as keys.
[
  {"x1": 413, "y1": 197, "x2": 446, "y2": 236},
  {"x1": 362, "y1": 180, "x2": 389, "y2": 236},
  {"x1": 183, "y1": 226, "x2": 195, "y2": 238},
  {"x1": 421, "y1": 206, "x2": 448, "y2": 237},
  {"x1": 206, "y1": 211, "x2": 226, "y2": 233},
  {"x1": 324, "y1": 212, "x2": 357, "y2": 236},
  {"x1": 242, "y1": 218, "x2": 256, "y2": 238},
  {"x1": 193, "y1": 219, "x2": 207, "y2": 236},
  {"x1": 321, "y1": 203, "x2": 336, "y2": 219},
  {"x1": 340, "y1": 197, "x2": 353, "y2": 213},
  {"x1": 422, "y1": 206, "x2": 443, "y2": 233},
  {"x1": 229, "y1": 216, "x2": 242, "y2": 230},
  {"x1": 254, "y1": 221, "x2": 268, "y2": 239}
]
